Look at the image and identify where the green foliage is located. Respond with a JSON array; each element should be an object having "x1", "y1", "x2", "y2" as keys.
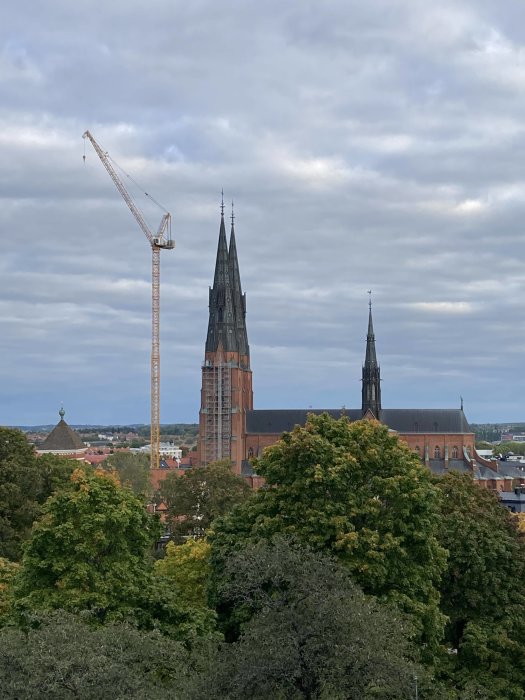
[
  {"x1": 212, "y1": 414, "x2": 446, "y2": 659},
  {"x1": 104, "y1": 451, "x2": 152, "y2": 497},
  {"x1": 198, "y1": 538, "x2": 445, "y2": 699},
  {"x1": 436, "y1": 473, "x2": 525, "y2": 640},
  {"x1": 35, "y1": 453, "x2": 78, "y2": 502},
  {"x1": 10, "y1": 468, "x2": 216, "y2": 641},
  {"x1": 493, "y1": 442, "x2": 525, "y2": 456},
  {"x1": 13, "y1": 468, "x2": 160, "y2": 621},
  {"x1": 0, "y1": 611, "x2": 207, "y2": 699},
  {"x1": 0, "y1": 427, "x2": 42, "y2": 560},
  {"x1": 434, "y1": 472, "x2": 525, "y2": 697},
  {"x1": 159, "y1": 460, "x2": 252, "y2": 540},
  {"x1": 154, "y1": 539, "x2": 212, "y2": 610},
  {"x1": 0, "y1": 557, "x2": 19, "y2": 623},
  {"x1": 0, "y1": 428, "x2": 77, "y2": 561}
]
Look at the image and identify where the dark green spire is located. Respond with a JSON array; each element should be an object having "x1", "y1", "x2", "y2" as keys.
[
  {"x1": 229, "y1": 201, "x2": 250, "y2": 358},
  {"x1": 205, "y1": 200, "x2": 237, "y2": 353},
  {"x1": 362, "y1": 293, "x2": 381, "y2": 417},
  {"x1": 364, "y1": 303, "x2": 377, "y2": 366}
]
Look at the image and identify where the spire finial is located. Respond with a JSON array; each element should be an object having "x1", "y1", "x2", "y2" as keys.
[
  {"x1": 231, "y1": 200, "x2": 235, "y2": 227},
  {"x1": 368, "y1": 289, "x2": 372, "y2": 310},
  {"x1": 460, "y1": 395, "x2": 464, "y2": 411},
  {"x1": 59, "y1": 404, "x2": 65, "y2": 419},
  {"x1": 220, "y1": 189, "x2": 224, "y2": 216}
]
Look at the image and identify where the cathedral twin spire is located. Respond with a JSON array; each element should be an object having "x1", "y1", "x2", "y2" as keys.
[{"x1": 205, "y1": 196, "x2": 249, "y2": 357}]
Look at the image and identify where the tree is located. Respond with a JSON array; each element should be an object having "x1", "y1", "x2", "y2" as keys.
[
  {"x1": 0, "y1": 428, "x2": 76, "y2": 561},
  {"x1": 434, "y1": 472, "x2": 525, "y2": 698},
  {"x1": 0, "y1": 611, "x2": 207, "y2": 699},
  {"x1": 11, "y1": 468, "x2": 217, "y2": 641},
  {"x1": 35, "y1": 453, "x2": 78, "y2": 503},
  {"x1": 0, "y1": 427, "x2": 42, "y2": 560},
  {"x1": 13, "y1": 468, "x2": 160, "y2": 621},
  {"x1": 159, "y1": 460, "x2": 252, "y2": 540},
  {"x1": 104, "y1": 451, "x2": 152, "y2": 497},
  {"x1": 211, "y1": 414, "x2": 446, "y2": 660},
  {"x1": 154, "y1": 539, "x2": 212, "y2": 610},
  {"x1": 194, "y1": 538, "x2": 445, "y2": 700},
  {"x1": 0, "y1": 557, "x2": 19, "y2": 623}
]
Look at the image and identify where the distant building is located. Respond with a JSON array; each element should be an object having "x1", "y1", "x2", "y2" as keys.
[
  {"x1": 135, "y1": 442, "x2": 183, "y2": 459},
  {"x1": 36, "y1": 407, "x2": 87, "y2": 459}
]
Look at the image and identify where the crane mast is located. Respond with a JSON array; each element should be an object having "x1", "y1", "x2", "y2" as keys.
[{"x1": 83, "y1": 130, "x2": 174, "y2": 470}]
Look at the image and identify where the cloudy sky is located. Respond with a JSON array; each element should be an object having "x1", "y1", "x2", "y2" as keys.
[{"x1": 2, "y1": 0, "x2": 525, "y2": 426}]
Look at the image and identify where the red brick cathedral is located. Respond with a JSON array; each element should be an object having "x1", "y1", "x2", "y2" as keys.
[
  {"x1": 198, "y1": 203, "x2": 517, "y2": 492},
  {"x1": 197, "y1": 200, "x2": 253, "y2": 470}
]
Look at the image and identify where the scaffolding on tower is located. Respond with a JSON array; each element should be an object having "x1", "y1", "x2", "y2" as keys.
[{"x1": 202, "y1": 359, "x2": 232, "y2": 465}]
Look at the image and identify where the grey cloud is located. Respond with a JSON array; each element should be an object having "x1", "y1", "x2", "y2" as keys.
[{"x1": 1, "y1": 0, "x2": 525, "y2": 424}]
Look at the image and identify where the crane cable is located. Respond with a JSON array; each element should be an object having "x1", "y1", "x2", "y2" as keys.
[{"x1": 83, "y1": 136, "x2": 170, "y2": 218}]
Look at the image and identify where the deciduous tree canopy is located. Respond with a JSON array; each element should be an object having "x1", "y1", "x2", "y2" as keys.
[
  {"x1": 0, "y1": 428, "x2": 76, "y2": 561},
  {"x1": 200, "y1": 538, "x2": 445, "y2": 700},
  {"x1": 435, "y1": 472, "x2": 525, "y2": 698},
  {"x1": 211, "y1": 414, "x2": 446, "y2": 658},
  {"x1": 104, "y1": 451, "x2": 152, "y2": 497},
  {"x1": 159, "y1": 460, "x2": 252, "y2": 540},
  {"x1": 13, "y1": 468, "x2": 160, "y2": 620}
]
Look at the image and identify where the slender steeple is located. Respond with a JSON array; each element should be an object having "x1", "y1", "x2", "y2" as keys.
[
  {"x1": 228, "y1": 200, "x2": 250, "y2": 359},
  {"x1": 205, "y1": 195, "x2": 237, "y2": 353},
  {"x1": 362, "y1": 292, "x2": 381, "y2": 418}
]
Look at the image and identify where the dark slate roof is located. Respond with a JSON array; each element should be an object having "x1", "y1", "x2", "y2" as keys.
[
  {"x1": 498, "y1": 462, "x2": 525, "y2": 479},
  {"x1": 40, "y1": 419, "x2": 85, "y2": 451},
  {"x1": 245, "y1": 408, "x2": 471, "y2": 435},
  {"x1": 246, "y1": 409, "x2": 363, "y2": 434},
  {"x1": 379, "y1": 409, "x2": 470, "y2": 433},
  {"x1": 448, "y1": 459, "x2": 471, "y2": 472},
  {"x1": 474, "y1": 464, "x2": 504, "y2": 480}
]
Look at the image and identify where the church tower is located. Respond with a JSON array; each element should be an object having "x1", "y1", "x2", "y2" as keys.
[
  {"x1": 198, "y1": 198, "x2": 253, "y2": 473},
  {"x1": 362, "y1": 295, "x2": 381, "y2": 418}
]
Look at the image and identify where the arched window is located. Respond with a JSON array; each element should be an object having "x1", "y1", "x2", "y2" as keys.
[
  {"x1": 247, "y1": 447, "x2": 254, "y2": 459},
  {"x1": 452, "y1": 446, "x2": 458, "y2": 459},
  {"x1": 434, "y1": 446, "x2": 441, "y2": 459},
  {"x1": 415, "y1": 445, "x2": 420, "y2": 454}
]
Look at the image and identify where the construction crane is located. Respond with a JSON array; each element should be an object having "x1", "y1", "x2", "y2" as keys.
[{"x1": 82, "y1": 130, "x2": 174, "y2": 470}]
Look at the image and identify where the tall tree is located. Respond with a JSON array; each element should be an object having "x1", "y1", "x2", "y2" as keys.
[
  {"x1": 0, "y1": 557, "x2": 19, "y2": 624},
  {"x1": 195, "y1": 538, "x2": 445, "y2": 700},
  {"x1": 0, "y1": 612, "x2": 207, "y2": 699},
  {"x1": 13, "y1": 468, "x2": 160, "y2": 620},
  {"x1": 0, "y1": 427, "x2": 41, "y2": 560},
  {"x1": 154, "y1": 539, "x2": 212, "y2": 610},
  {"x1": 159, "y1": 460, "x2": 251, "y2": 540},
  {"x1": 435, "y1": 472, "x2": 525, "y2": 698},
  {"x1": 11, "y1": 468, "x2": 217, "y2": 640},
  {"x1": 104, "y1": 451, "x2": 152, "y2": 497},
  {"x1": 211, "y1": 414, "x2": 446, "y2": 659},
  {"x1": 0, "y1": 428, "x2": 76, "y2": 561}
]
